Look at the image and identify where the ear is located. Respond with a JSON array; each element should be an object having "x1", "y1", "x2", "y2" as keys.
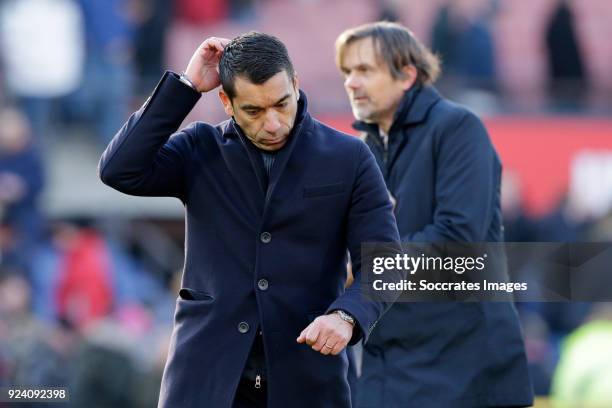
[
  {"x1": 400, "y1": 65, "x2": 418, "y2": 91},
  {"x1": 292, "y1": 74, "x2": 300, "y2": 99},
  {"x1": 218, "y1": 90, "x2": 234, "y2": 117}
]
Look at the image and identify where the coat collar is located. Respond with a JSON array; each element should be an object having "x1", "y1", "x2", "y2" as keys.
[
  {"x1": 352, "y1": 85, "x2": 441, "y2": 135},
  {"x1": 218, "y1": 90, "x2": 312, "y2": 212}
]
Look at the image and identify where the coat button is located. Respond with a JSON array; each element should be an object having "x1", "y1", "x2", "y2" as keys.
[
  {"x1": 260, "y1": 232, "x2": 272, "y2": 243},
  {"x1": 258, "y1": 278, "x2": 269, "y2": 291},
  {"x1": 238, "y1": 322, "x2": 250, "y2": 334}
]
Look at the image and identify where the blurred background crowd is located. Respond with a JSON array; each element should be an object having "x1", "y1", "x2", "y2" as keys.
[{"x1": 0, "y1": 0, "x2": 611, "y2": 406}]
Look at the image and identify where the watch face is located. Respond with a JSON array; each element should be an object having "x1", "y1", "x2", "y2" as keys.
[{"x1": 337, "y1": 310, "x2": 355, "y2": 324}]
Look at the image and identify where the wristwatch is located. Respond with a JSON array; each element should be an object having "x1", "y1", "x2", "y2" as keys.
[
  {"x1": 179, "y1": 72, "x2": 198, "y2": 91},
  {"x1": 332, "y1": 309, "x2": 355, "y2": 326}
]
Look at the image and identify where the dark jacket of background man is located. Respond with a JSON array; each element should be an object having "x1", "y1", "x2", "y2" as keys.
[{"x1": 355, "y1": 83, "x2": 534, "y2": 408}]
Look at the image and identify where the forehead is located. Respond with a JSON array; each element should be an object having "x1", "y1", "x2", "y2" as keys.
[
  {"x1": 340, "y1": 37, "x2": 383, "y2": 69},
  {"x1": 232, "y1": 71, "x2": 294, "y2": 106}
]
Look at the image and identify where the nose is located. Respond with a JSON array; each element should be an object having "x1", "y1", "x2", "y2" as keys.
[
  {"x1": 263, "y1": 110, "x2": 281, "y2": 134},
  {"x1": 344, "y1": 73, "x2": 360, "y2": 90}
]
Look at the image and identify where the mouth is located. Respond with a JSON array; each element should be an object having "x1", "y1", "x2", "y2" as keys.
[
  {"x1": 261, "y1": 138, "x2": 285, "y2": 148},
  {"x1": 352, "y1": 96, "x2": 369, "y2": 103}
]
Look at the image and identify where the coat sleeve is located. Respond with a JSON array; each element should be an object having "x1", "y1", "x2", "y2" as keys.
[
  {"x1": 98, "y1": 71, "x2": 202, "y2": 200},
  {"x1": 405, "y1": 111, "x2": 498, "y2": 242},
  {"x1": 326, "y1": 141, "x2": 403, "y2": 345}
]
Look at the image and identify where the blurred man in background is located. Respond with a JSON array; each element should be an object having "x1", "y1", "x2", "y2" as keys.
[
  {"x1": 99, "y1": 32, "x2": 401, "y2": 407},
  {"x1": 0, "y1": 108, "x2": 45, "y2": 275},
  {"x1": 0, "y1": 0, "x2": 84, "y2": 140},
  {"x1": 335, "y1": 21, "x2": 533, "y2": 407}
]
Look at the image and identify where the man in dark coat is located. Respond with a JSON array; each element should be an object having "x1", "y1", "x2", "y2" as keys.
[
  {"x1": 335, "y1": 22, "x2": 534, "y2": 408},
  {"x1": 99, "y1": 32, "x2": 400, "y2": 408}
]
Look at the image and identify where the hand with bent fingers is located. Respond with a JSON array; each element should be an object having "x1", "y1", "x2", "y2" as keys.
[
  {"x1": 296, "y1": 313, "x2": 354, "y2": 356},
  {"x1": 183, "y1": 36, "x2": 230, "y2": 93}
]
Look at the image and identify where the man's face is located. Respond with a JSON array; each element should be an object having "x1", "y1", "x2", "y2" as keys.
[
  {"x1": 339, "y1": 38, "x2": 414, "y2": 127},
  {"x1": 220, "y1": 71, "x2": 299, "y2": 151}
]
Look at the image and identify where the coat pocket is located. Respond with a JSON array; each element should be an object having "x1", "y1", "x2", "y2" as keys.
[
  {"x1": 303, "y1": 182, "x2": 345, "y2": 198},
  {"x1": 178, "y1": 287, "x2": 215, "y2": 302}
]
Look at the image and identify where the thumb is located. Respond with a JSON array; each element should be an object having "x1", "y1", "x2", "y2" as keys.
[{"x1": 296, "y1": 326, "x2": 309, "y2": 343}]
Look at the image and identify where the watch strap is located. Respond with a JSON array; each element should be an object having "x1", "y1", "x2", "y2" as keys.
[
  {"x1": 179, "y1": 72, "x2": 198, "y2": 91},
  {"x1": 332, "y1": 309, "x2": 355, "y2": 326}
]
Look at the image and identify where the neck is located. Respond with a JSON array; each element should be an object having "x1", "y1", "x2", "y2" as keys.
[
  {"x1": 378, "y1": 114, "x2": 395, "y2": 134},
  {"x1": 378, "y1": 95, "x2": 404, "y2": 134}
]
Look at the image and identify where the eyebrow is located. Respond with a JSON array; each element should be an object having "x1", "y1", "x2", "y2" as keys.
[
  {"x1": 342, "y1": 62, "x2": 375, "y2": 72},
  {"x1": 240, "y1": 94, "x2": 291, "y2": 111}
]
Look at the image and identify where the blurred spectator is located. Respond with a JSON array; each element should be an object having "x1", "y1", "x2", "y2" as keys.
[
  {"x1": 0, "y1": 263, "x2": 170, "y2": 407},
  {"x1": 69, "y1": 300, "x2": 170, "y2": 407},
  {"x1": 69, "y1": 318, "x2": 139, "y2": 408},
  {"x1": 551, "y1": 306, "x2": 612, "y2": 407},
  {"x1": 519, "y1": 308, "x2": 557, "y2": 396},
  {"x1": 55, "y1": 225, "x2": 114, "y2": 329},
  {"x1": 0, "y1": 272, "x2": 77, "y2": 393},
  {"x1": 176, "y1": 0, "x2": 228, "y2": 24},
  {"x1": 133, "y1": 0, "x2": 174, "y2": 95},
  {"x1": 74, "y1": 0, "x2": 137, "y2": 144},
  {"x1": 0, "y1": 0, "x2": 85, "y2": 139},
  {"x1": 519, "y1": 192, "x2": 597, "y2": 396},
  {"x1": 533, "y1": 195, "x2": 595, "y2": 334},
  {"x1": 431, "y1": 0, "x2": 498, "y2": 94},
  {"x1": 535, "y1": 194, "x2": 592, "y2": 243},
  {"x1": 24, "y1": 219, "x2": 174, "y2": 324},
  {"x1": 502, "y1": 170, "x2": 538, "y2": 243},
  {"x1": 229, "y1": 0, "x2": 256, "y2": 22},
  {"x1": 545, "y1": 0, "x2": 587, "y2": 110},
  {"x1": 0, "y1": 108, "x2": 45, "y2": 274}
]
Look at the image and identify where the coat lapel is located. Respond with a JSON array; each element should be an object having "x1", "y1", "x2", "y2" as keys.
[
  {"x1": 218, "y1": 121, "x2": 266, "y2": 216},
  {"x1": 262, "y1": 91, "x2": 311, "y2": 212}
]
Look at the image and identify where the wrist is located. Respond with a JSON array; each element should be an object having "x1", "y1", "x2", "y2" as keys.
[
  {"x1": 179, "y1": 71, "x2": 199, "y2": 92},
  {"x1": 331, "y1": 309, "x2": 355, "y2": 327}
]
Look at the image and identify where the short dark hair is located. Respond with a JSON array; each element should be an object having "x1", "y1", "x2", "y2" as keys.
[
  {"x1": 219, "y1": 32, "x2": 295, "y2": 99},
  {"x1": 336, "y1": 22, "x2": 441, "y2": 86}
]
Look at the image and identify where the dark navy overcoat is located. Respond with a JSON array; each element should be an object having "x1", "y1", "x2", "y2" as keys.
[
  {"x1": 355, "y1": 85, "x2": 534, "y2": 408},
  {"x1": 99, "y1": 72, "x2": 400, "y2": 408}
]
